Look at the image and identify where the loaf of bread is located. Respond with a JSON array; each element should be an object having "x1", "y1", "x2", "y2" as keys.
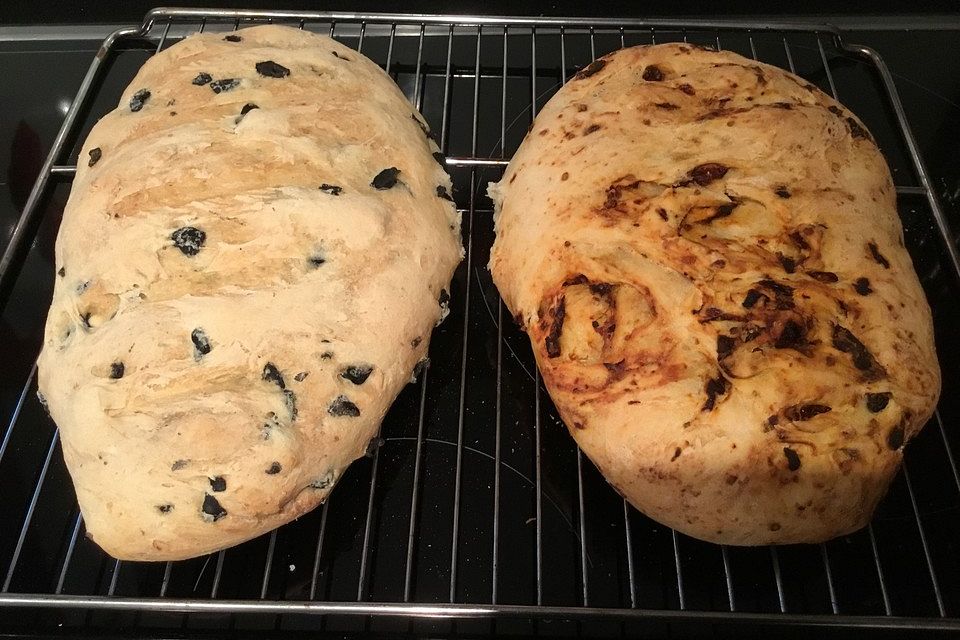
[
  {"x1": 37, "y1": 25, "x2": 461, "y2": 561},
  {"x1": 489, "y1": 43, "x2": 939, "y2": 545}
]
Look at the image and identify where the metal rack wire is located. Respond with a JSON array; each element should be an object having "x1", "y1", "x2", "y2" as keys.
[{"x1": 1, "y1": 7, "x2": 960, "y2": 635}]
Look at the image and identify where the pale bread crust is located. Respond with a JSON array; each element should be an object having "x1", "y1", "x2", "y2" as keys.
[{"x1": 38, "y1": 25, "x2": 461, "y2": 560}]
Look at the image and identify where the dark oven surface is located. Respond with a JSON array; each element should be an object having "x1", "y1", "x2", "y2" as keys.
[{"x1": 1, "y1": 8, "x2": 960, "y2": 638}]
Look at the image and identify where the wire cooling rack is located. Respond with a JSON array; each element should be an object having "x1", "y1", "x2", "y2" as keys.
[{"x1": 1, "y1": 7, "x2": 960, "y2": 636}]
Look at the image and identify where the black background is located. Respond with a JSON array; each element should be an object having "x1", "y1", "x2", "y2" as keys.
[
  {"x1": 3, "y1": 0, "x2": 960, "y2": 24},
  {"x1": 2, "y1": 3, "x2": 960, "y2": 638}
]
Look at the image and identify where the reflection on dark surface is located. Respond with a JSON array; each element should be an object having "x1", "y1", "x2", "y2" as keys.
[
  {"x1": 7, "y1": 121, "x2": 42, "y2": 213},
  {"x1": 1, "y1": 21, "x2": 960, "y2": 636}
]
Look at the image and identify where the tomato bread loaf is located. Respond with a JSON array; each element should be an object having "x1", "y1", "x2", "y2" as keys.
[{"x1": 489, "y1": 43, "x2": 939, "y2": 544}]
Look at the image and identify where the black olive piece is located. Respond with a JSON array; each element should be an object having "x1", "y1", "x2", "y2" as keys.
[
  {"x1": 308, "y1": 253, "x2": 326, "y2": 268},
  {"x1": 742, "y1": 289, "x2": 766, "y2": 309},
  {"x1": 129, "y1": 88, "x2": 151, "y2": 112},
  {"x1": 687, "y1": 163, "x2": 729, "y2": 186},
  {"x1": 224, "y1": 34, "x2": 242, "y2": 42},
  {"x1": 866, "y1": 392, "x2": 892, "y2": 413},
  {"x1": 758, "y1": 279, "x2": 795, "y2": 310},
  {"x1": 321, "y1": 351, "x2": 334, "y2": 360},
  {"x1": 717, "y1": 335, "x2": 735, "y2": 360},
  {"x1": 775, "y1": 186, "x2": 791, "y2": 198},
  {"x1": 832, "y1": 324, "x2": 884, "y2": 378},
  {"x1": 266, "y1": 462, "x2": 282, "y2": 475},
  {"x1": 436, "y1": 185, "x2": 454, "y2": 201},
  {"x1": 109, "y1": 361, "x2": 125, "y2": 379},
  {"x1": 757, "y1": 280, "x2": 793, "y2": 296},
  {"x1": 641, "y1": 65, "x2": 664, "y2": 81},
  {"x1": 191, "y1": 328, "x2": 212, "y2": 356},
  {"x1": 774, "y1": 320, "x2": 806, "y2": 350},
  {"x1": 868, "y1": 242, "x2": 890, "y2": 269},
  {"x1": 371, "y1": 167, "x2": 401, "y2": 190},
  {"x1": 778, "y1": 254, "x2": 797, "y2": 274},
  {"x1": 157, "y1": 504, "x2": 173, "y2": 514},
  {"x1": 192, "y1": 72, "x2": 212, "y2": 86},
  {"x1": 58, "y1": 267, "x2": 65, "y2": 277},
  {"x1": 783, "y1": 404, "x2": 832, "y2": 422},
  {"x1": 294, "y1": 371, "x2": 309, "y2": 382},
  {"x1": 575, "y1": 59, "x2": 607, "y2": 80},
  {"x1": 209, "y1": 78, "x2": 240, "y2": 93},
  {"x1": 240, "y1": 102, "x2": 259, "y2": 115},
  {"x1": 171, "y1": 226, "x2": 206, "y2": 256},
  {"x1": 783, "y1": 447, "x2": 801, "y2": 471},
  {"x1": 202, "y1": 494, "x2": 227, "y2": 521},
  {"x1": 854, "y1": 277, "x2": 873, "y2": 296},
  {"x1": 654, "y1": 102, "x2": 680, "y2": 110},
  {"x1": 702, "y1": 375, "x2": 729, "y2": 412},
  {"x1": 887, "y1": 425, "x2": 905, "y2": 450},
  {"x1": 340, "y1": 364, "x2": 374, "y2": 385},
  {"x1": 706, "y1": 202, "x2": 738, "y2": 224},
  {"x1": 256, "y1": 60, "x2": 290, "y2": 78},
  {"x1": 209, "y1": 476, "x2": 226, "y2": 492},
  {"x1": 328, "y1": 395, "x2": 360, "y2": 417},
  {"x1": 171, "y1": 459, "x2": 189, "y2": 471},
  {"x1": 88, "y1": 147, "x2": 102, "y2": 167},
  {"x1": 589, "y1": 283, "x2": 614, "y2": 296},
  {"x1": 789, "y1": 230, "x2": 810, "y2": 251},
  {"x1": 319, "y1": 183, "x2": 343, "y2": 196},
  {"x1": 262, "y1": 362, "x2": 285, "y2": 389},
  {"x1": 808, "y1": 271, "x2": 839, "y2": 283}
]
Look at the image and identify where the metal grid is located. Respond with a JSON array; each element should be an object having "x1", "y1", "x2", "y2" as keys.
[{"x1": 1, "y1": 7, "x2": 960, "y2": 635}]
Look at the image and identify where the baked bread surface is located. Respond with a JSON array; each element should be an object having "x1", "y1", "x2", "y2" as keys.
[
  {"x1": 489, "y1": 43, "x2": 940, "y2": 544},
  {"x1": 38, "y1": 25, "x2": 461, "y2": 560}
]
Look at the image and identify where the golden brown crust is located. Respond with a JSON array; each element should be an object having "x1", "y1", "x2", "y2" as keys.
[{"x1": 489, "y1": 43, "x2": 939, "y2": 544}]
